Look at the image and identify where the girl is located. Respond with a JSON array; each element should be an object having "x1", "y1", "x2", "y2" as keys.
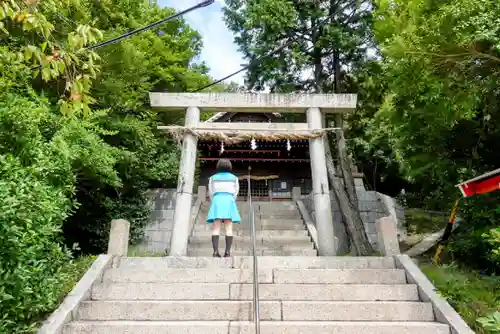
[{"x1": 207, "y1": 159, "x2": 241, "y2": 257}]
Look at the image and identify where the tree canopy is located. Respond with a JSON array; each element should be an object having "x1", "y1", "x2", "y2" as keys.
[
  {"x1": 222, "y1": 0, "x2": 500, "y2": 269},
  {"x1": 0, "y1": 0, "x2": 219, "y2": 331}
]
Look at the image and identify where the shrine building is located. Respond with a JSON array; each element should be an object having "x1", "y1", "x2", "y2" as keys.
[{"x1": 198, "y1": 111, "x2": 312, "y2": 201}]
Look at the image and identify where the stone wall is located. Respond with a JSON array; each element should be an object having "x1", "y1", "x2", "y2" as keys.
[
  {"x1": 302, "y1": 179, "x2": 406, "y2": 254},
  {"x1": 137, "y1": 188, "x2": 198, "y2": 253},
  {"x1": 302, "y1": 192, "x2": 349, "y2": 254}
]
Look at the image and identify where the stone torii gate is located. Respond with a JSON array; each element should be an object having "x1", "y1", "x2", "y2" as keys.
[{"x1": 149, "y1": 92, "x2": 357, "y2": 256}]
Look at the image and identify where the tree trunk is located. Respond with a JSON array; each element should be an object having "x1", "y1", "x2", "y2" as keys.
[
  {"x1": 311, "y1": 7, "x2": 374, "y2": 256},
  {"x1": 323, "y1": 135, "x2": 352, "y2": 254},
  {"x1": 332, "y1": 114, "x2": 374, "y2": 255},
  {"x1": 326, "y1": 47, "x2": 374, "y2": 255}
]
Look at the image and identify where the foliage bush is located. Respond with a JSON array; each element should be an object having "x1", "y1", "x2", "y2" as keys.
[
  {"x1": 483, "y1": 227, "x2": 500, "y2": 265},
  {"x1": 404, "y1": 208, "x2": 448, "y2": 234},
  {"x1": 0, "y1": 0, "x2": 216, "y2": 331},
  {"x1": 478, "y1": 312, "x2": 500, "y2": 334},
  {"x1": 0, "y1": 89, "x2": 114, "y2": 331},
  {"x1": 448, "y1": 193, "x2": 500, "y2": 274},
  {"x1": 0, "y1": 152, "x2": 72, "y2": 333},
  {"x1": 421, "y1": 263, "x2": 500, "y2": 333}
]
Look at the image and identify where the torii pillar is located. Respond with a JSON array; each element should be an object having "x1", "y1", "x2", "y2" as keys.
[
  {"x1": 169, "y1": 106, "x2": 199, "y2": 256},
  {"x1": 307, "y1": 107, "x2": 336, "y2": 255},
  {"x1": 149, "y1": 92, "x2": 357, "y2": 256}
]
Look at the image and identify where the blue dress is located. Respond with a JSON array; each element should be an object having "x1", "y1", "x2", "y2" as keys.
[{"x1": 206, "y1": 172, "x2": 241, "y2": 224}]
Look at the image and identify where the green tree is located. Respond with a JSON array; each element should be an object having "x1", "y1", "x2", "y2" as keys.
[
  {"x1": 0, "y1": 0, "x2": 216, "y2": 330},
  {"x1": 371, "y1": 0, "x2": 500, "y2": 270},
  {"x1": 55, "y1": 0, "x2": 212, "y2": 252},
  {"x1": 224, "y1": 0, "x2": 375, "y2": 254}
]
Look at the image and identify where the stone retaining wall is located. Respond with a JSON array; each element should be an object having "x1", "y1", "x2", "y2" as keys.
[
  {"x1": 141, "y1": 183, "x2": 406, "y2": 255},
  {"x1": 137, "y1": 188, "x2": 198, "y2": 253},
  {"x1": 302, "y1": 180, "x2": 406, "y2": 254}
]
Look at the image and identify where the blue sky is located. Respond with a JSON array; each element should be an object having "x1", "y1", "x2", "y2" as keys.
[{"x1": 158, "y1": 0, "x2": 246, "y2": 85}]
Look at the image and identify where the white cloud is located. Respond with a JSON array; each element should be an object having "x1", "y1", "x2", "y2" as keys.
[{"x1": 158, "y1": 0, "x2": 246, "y2": 86}]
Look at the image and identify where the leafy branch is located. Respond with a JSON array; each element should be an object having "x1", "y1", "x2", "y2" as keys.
[{"x1": 1, "y1": 0, "x2": 103, "y2": 116}]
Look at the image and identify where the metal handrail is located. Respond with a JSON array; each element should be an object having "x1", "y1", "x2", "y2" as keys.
[{"x1": 247, "y1": 166, "x2": 260, "y2": 334}]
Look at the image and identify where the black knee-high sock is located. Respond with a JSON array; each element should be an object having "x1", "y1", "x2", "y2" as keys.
[
  {"x1": 225, "y1": 236, "x2": 233, "y2": 254},
  {"x1": 211, "y1": 235, "x2": 220, "y2": 253}
]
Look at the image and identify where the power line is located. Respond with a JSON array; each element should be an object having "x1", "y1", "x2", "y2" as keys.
[
  {"x1": 32, "y1": 0, "x2": 214, "y2": 70},
  {"x1": 194, "y1": 67, "x2": 247, "y2": 92},
  {"x1": 87, "y1": 0, "x2": 214, "y2": 51}
]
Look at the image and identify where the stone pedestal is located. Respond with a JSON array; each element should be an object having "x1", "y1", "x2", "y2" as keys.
[
  {"x1": 376, "y1": 216, "x2": 401, "y2": 256},
  {"x1": 292, "y1": 186, "x2": 302, "y2": 201},
  {"x1": 307, "y1": 107, "x2": 337, "y2": 256},
  {"x1": 107, "y1": 219, "x2": 130, "y2": 256},
  {"x1": 169, "y1": 107, "x2": 200, "y2": 256},
  {"x1": 198, "y1": 186, "x2": 207, "y2": 202}
]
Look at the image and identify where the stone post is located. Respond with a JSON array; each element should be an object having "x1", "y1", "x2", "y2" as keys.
[
  {"x1": 107, "y1": 219, "x2": 130, "y2": 256},
  {"x1": 198, "y1": 185, "x2": 207, "y2": 203},
  {"x1": 376, "y1": 216, "x2": 401, "y2": 256},
  {"x1": 307, "y1": 107, "x2": 337, "y2": 256},
  {"x1": 169, "y1": 106, "x2": 200, "y2": 256},
  {"x1": 292, "y1": 186, "x2": 302, "y2": 201}
]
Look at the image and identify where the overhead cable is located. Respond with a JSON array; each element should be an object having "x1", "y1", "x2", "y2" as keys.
[{"x1": 32, "y1": 0, "x2": 214, "y2": 70}]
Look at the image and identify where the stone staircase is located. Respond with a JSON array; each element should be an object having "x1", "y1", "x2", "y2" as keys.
[
  {"x1": 64, "y1": 255, "x2": 450, "y2": 333},
  {"x1": 188, "y1": 201, "x2": 317, "y2": 256},
  {"x1": 57, "y1": 200, "x2": 465, "y2": 333}
]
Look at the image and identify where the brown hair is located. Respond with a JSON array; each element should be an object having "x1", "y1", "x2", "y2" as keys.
[{"x1": 216, "y1": 159, "x2": 232, "y2": 173}]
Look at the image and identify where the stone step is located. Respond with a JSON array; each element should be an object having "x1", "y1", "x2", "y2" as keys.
[
  {"x1": 258, "y1": 214, "x2": 302, "y2": 219},
  {"x1": 189, "y1": 241, "x2": 314, "y2": 250},
  {"x1": 77, "y1": 300, "x2": 282, "y2": 321},
  {"x1": 240, "y1": 210, "x2": 301, "y2": 214},
  {"x1": 188, "y1": 235, "x2": 312, "y2": 245},
  {"x1": 104, "y1": 268, "x2": 274, "y2": 283},
  {"x1": 191, "y1": 230, "x2": 309, "y2": 237},
  {"x1": 188, "y1": 243, "x2": 314, "y2": 251},
  {"x1": 230, "y1": 214, "x2": 302, "y2": 220},
  {"x1": 249, "y1": 219, "x2": 305, "y2": 225},
  {"x1": 272, "y1": 269, "x2": 407, "y2": 284},
  {"x1": 232, "y1": 207, "x2": 300, "y2": 213},
  {"x1": 193, "y1": 220, "x2": 305, "y2": 227},
  {"x1": 192, "y1": 224, "x2": 306, "y2": 231},
  {"x1": 65, "y1": 321, "x2": 450, "y2": 334},
  {"x1": 77, "y1": 301, "x2": 433, "y2": 321},
  {"x1": 229, "y1": 321, "x2": 450, "y2": 334},
  {"x1": 187, "y1": 249, "x2": 318, "y2": 256},
  {"x1": 118, "y1": 256, "x2": 396, "y2": 270},
  {"x1": 105, "y1": 268, "x2": 404, "y2": 284},
  {"x1": 281, "y1": 301, "x2": 434, "y2": 321},
  {"x1": 92, "y1": 283, "x2": 231, "y2": 300},
  {"x1": 258, "y1": 202, "x2": 297, "y2": 210},
  {"x1": 64, "y1": 321, "x2": 228, "y2": 334},
  {"x1": 234, "y1": 212, "x2": 300, "y2": 217},
  {"x1": 229, "y1": 283, "x2": 419, "y2": 301},
  {"x1": 93, "y1": 282, "x2": 418, "y2": 301}
]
